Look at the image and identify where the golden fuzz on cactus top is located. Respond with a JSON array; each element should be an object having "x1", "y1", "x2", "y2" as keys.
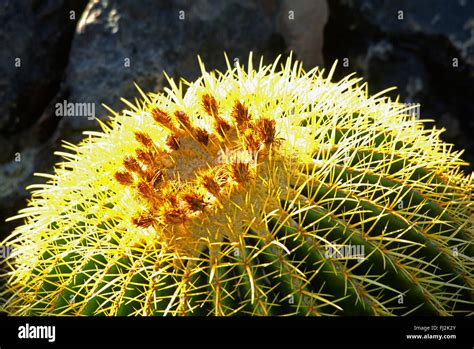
[{"x1": 1, "y1": 53, "x2": 473, "y2": 316}]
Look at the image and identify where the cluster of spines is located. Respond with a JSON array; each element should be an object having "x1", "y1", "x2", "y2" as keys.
[
  {"x1": 112, "y1": 92, "x2": 281, "y2": 251},
  {"x1": 290, "y1": 111, "x2": 473, "y2": 315}
]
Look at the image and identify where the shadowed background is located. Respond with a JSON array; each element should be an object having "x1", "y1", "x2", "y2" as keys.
[{"x1": 0, "y1": 0, "x2": 472, "y2": 244}]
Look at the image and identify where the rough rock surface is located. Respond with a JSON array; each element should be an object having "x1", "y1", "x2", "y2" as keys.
[
  {"x1": 324, "y1": 0, "x2": 474, "y2": 171},
  {"x1": 0, "y1": 0, "x2": 86, "y2": 135},
  {"x1": 63, "y1": 0, "x2": 328, "y2": 134},
  {"x1": 0, "y1": 0, "x2": 88, "y2": 240}
]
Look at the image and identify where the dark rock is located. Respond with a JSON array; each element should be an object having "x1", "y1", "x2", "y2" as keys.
[
  {"x1": 324, "y1": 0, "x2": 474, "y2": 172},
  {"x1": 0, "y1": 0, "x2": 88, "y2": 240},
  {"x1": 278, "y1": 0, "x2": 328, "y2": 68},
  {"x1": 0, "y1": 0, "x2": 88, "y2": 137},
  {"x1": 63, "y1": 0, "x2": 328, "y2": 134},
  {"x1": 356, "y1": 0, "x2": 474, "y2": 65}
]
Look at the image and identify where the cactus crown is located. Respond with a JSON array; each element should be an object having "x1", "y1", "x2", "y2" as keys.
[{"x1": 1, "y1": 53, "x2": 472, "y2": 316}]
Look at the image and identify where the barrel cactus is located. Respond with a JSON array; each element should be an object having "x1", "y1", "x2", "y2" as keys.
[{"x1": 1, "y1": 54, "x2": 472, "y2": 316}]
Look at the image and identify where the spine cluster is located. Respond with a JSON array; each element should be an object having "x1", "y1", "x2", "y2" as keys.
[{"x1": 114, "y1": 93, "x2": 279, "y2": 252}]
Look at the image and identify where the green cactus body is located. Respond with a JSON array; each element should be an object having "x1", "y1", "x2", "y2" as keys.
[{"x1": 1, "y1": 54, "x2": 472, "y2": 316}]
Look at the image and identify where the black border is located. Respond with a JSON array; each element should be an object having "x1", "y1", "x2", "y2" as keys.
[{"x1": 0, "y1": 316, "x2": 471, "y2": 348}]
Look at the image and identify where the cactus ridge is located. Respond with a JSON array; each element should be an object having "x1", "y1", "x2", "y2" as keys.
[{"x1": 1, "y1": 54, "x2": 472, "y2": 316}]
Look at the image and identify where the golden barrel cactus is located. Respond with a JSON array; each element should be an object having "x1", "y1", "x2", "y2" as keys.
[{"x1": 1, "y1": 54, "x2": 472, "y2": 316}]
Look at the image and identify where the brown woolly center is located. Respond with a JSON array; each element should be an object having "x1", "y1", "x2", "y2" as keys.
[{"x1": 114, "y1": 94, "x2": 281, "y2": 251}]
